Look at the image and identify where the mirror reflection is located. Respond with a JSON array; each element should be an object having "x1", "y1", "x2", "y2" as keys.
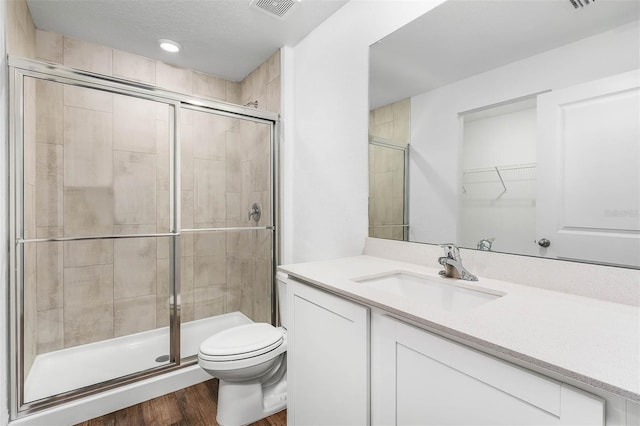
[{"x1": 368, "y1": 0, "x2": 640, "y2": 268}]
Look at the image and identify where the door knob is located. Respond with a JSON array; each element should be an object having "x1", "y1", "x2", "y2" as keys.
[{"x1": 537, "y1": 238, "x2": 551, "y2": 248}]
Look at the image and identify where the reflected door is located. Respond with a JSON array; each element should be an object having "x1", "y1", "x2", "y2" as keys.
[{"x1": 537, "y1": 70, "x2": 640, "y2": 267}]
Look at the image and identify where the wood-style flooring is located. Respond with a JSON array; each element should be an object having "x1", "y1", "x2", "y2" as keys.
[{"x1": 75, "y1": 379, "x2": 286, "y2": 426}]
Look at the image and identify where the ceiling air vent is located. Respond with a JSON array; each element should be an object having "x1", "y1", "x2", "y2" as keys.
[{"x1": 250, "y1": 0, "x2": 301, "y2": 19}]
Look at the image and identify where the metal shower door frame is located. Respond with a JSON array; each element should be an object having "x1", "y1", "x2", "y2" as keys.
[{"x1": 368, "y1": 137, "x2": 410, "y2": 241}]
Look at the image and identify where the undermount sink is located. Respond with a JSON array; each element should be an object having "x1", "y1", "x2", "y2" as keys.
[{"x1": 354, "y1": 272, "x2": 503, "y2": 312}]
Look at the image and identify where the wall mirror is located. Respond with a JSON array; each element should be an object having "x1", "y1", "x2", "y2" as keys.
[{"x1": 368, "y1": 0, "x2": 640, "y2": 268}]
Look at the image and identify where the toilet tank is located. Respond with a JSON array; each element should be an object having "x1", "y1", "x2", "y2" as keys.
[{"x1": 276, "y1": 272, "x2": 288, "y2": 329}]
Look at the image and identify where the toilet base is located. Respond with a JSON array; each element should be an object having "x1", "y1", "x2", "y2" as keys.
[{"x1": 216, "y1": 374, "x2": 287, "y2": 426}]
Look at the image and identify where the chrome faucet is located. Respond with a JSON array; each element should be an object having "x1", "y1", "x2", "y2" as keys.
[
  {"x1": 477, "y1": 237, "x2": 495, "y2": 251},
  {"x1": 438, "y1": 243, "x2": 478, "y2": 281}
]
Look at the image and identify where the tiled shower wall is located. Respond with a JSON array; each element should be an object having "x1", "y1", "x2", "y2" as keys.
[
  {"x1": 10, "y1": 0, "x2": 281, "y2": 380},
  {"x1": 368, "y1": 98, "x2": 410, "y2": 241}
]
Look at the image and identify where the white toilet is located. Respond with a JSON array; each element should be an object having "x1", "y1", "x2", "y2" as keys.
[{"x1": 198, "y1": 276, "x2": 288, "y2": 426}]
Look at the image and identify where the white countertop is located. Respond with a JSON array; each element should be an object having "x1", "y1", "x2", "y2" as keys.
[{"x1": 279, "y1": 255, "x2": 640, "y2": 402}]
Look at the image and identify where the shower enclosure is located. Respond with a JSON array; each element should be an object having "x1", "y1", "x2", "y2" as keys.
[
  {"x1": 368, "y1": 138, "x2": 409, "y2": 241},
  {"x1": 8, "y1": 57, "x2": 279, "y2": 418}
]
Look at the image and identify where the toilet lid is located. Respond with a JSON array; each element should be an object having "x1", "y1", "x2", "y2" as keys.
[{"x1": 199, "y1": 323, "x2": 283, "y2": 358}]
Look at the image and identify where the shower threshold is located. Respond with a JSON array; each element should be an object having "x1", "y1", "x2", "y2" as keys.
[{"x1": 24, "y1": 312, "x2": 252, "y2": 403}]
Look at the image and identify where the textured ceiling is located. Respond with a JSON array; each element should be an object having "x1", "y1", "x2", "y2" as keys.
[
  {"x1": 27, "y1": 0, "x2": 348, "y2": 82},
  {"x1": 370, "y1": 0, "x2": 640, "y2": 109}
]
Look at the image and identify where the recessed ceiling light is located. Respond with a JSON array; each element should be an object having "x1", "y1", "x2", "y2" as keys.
[{"x1": 159, "y1": 39, "x2": 181, "y2": 53}]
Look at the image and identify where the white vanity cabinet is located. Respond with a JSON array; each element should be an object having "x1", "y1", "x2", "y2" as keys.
[
  {"x1": 287, "y1": 278, "x2": 370, "y2": 426},
  {"x1": 371, "y1": 314, "x2": 605, "y2": 426}
]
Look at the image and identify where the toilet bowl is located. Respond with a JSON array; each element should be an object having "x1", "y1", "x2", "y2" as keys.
[{"x1": 198, "y1": 276, "x2": 288, "y2": 426}]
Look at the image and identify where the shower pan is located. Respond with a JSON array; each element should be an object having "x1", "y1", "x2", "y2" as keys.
[{"x1": 7, "y1": 57, "x2": 280, "y2": 420}]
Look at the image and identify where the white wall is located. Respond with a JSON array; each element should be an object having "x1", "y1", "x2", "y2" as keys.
[
  {"x1": 410, "y1": 20, "x2": 640, "y2": 247},
  {"x1": 461, "y1": 107, "x2": 538, "y2": 256},
  {"x1": 1, "y1": 0, "x2": 10, "y2": 422},
  {"x1": 282, "y1": 0, "x2": 446, "y2": 264}
]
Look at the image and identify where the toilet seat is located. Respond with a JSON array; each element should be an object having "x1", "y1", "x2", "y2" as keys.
[{"x1": 199, "y1": 323, "x2": 284, "y2": 361}]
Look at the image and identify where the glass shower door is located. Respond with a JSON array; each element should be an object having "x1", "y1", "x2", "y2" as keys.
[
  {"x1": 368, "y1": 139, "x2": 409, "y2": 241},
  {"x1": 178, "y1": 105, "x2": 275, "y2": 360},
  {"x1": 18, "y1": 76, "x2": 177, "y2": 404}
]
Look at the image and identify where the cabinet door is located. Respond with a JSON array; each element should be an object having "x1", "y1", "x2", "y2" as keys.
[
  {"x1": 288, "y1": 279, "x2": 369, "y2": 426},
  {"x1": 372, "y1": 314, "x2": 604, "y2": 426}
]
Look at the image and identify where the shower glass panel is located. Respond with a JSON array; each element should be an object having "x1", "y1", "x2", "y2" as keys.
[
  {"x1": 368, "y1": 140, "x2": 409, "y2": 241},
  {"x1": 20, "y1": 76, "x2": 175, "y2": 404},
  {"x1": 179, "y1": 107, "x2": 274, "y2": 359}
]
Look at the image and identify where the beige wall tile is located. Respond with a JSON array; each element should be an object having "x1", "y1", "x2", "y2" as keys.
[
  {"x1": 36, "y1": 143, "x2": 63, "y2": 227},
  {"x1": 36, "y1": 240, "x2": 63, "y2": 311},
  {"x1": 193, "y1": 285, "x2": 226, "y2": 320},
  {"x1": 37, "y1": 308, "x2": 64, "y2": 353},
  {"x1": 241, "y1": 63, "x2": 267, "y2": 107},
  {"x1": 266, "y1": 49, "x2": 281, "y2": 83},
  {"x1": 6, "y1": 0, "x2": 37, "y2": 58},
  {"x1": 23, "y1": 243, "x2": 37, "y2": 376},
  {"x1": 114, "y1": 151, "x2": 156, "y2": 225},
  {"x1": 156, "y1": 189, "x2": 170, "y2": 233},
  {"x1": 37, "y1": 226, "x2": 63, "y2": 238},
  {"x1": 225, "y1": 193, "x2": 242, "y2": 226},
  {"x1": 24, "y1": 184, "x2": 36, "y2": 239},
  {"x1": 64, "y1": 85, "x2": 113, "y2": 112},
  {"x1": 266, "y1": 77, "x2": 281, "y2": 114},
  {"x1": 251, "y1": 154, "x2": 270, "y2": 193},
  {"x1": 64, "y1": 107, "x2": 113, "y2": 187},
  {"x1": 114, "y1": 295, "x2": 156, "y2": 337},
  {"x1": 64, "y1": 265, "x2": 114, "y2": 347},
  {"x1": 156, "y1": 297, "x2": 170, "y2": 328},
  {"x1": 373, "y1": 122, "x2": 393, "y2": 140},
  {"x1": 194, "y1": 232, "x2": 226, "y2": 287},
  {"x1": 35, "y1": 79, "x2": 64, "y2": 144},
  {"x1": 393, "y1": 98, "x2": 411, "y2": 145},
  {"x1": 374, "y1": 104, "x2": 393, "y2": 124},
  {"x1": 193, "y1": 112, "x2": 228, "y2": 161},
  {"x1": 182, "y1": 191, "x2": 194, "y2": 228},
  {"x1": 156, "y1": 120, "x2": 170, "y2": 191},
  {"x1": 194, "y1": 256, "x2": 226, "y2": 288},
  {"x1": 23, "y1": 78, "x2": 37, "y2": 187},
  {"x1": 63, "y1": 187, "x2": 114, "y2": 236},
  {"x1": 156, "y1": 62, "x2": 192, "y2": 94},
  {"x1": 63, "y1": 240, "x2": 113, "y2": 267},
  {"x1": 63, "y1": 36, "x2": 112, "y2": 75},
  {"x1": 181, "y1": 124, "x2": 194, "y2": 191},
  {"x1": 182, "y1": 233, "x2": 194, "y2": 257},
  {"x1": 156, "y1": 258, "x2": 170, "y2": 296},
  {"x1": 181, "y1": 255, "x2": 195, "y2": 294},
  {"x1": 113, "y1": 49, "x2": 156, "y2": 85},
  {"x1": 155, "y1": 259, "x2": 170, "y2": 327},
  {"x1": 114, "y1": 237, "x2": 156, "y2": 299},
  {"x1": 225, "y1": 130, "x2": 242, "y2": 193},
  {"x1": 194, "y1": 231, "x2": 226, "y2": 257},
  {"x1": 225, "y1": 81, "x2": 241, "y2": 104},
  {"x1": 192, "y1": 71, "x2": 226, "y2": 101},
  {"x1": 113, "y1": 95, "x2": 157, "y2": 153},
  {"x1": 36, "y1": 29, "x2": 63, "y2": 63},
  {"x1": 193, "y1": 159, "x2": 226, "y2": 224}
]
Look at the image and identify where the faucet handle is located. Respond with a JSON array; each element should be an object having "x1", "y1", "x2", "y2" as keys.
[{"x1": 439, "y1": 243, "x2": 460, "y2": 259}]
